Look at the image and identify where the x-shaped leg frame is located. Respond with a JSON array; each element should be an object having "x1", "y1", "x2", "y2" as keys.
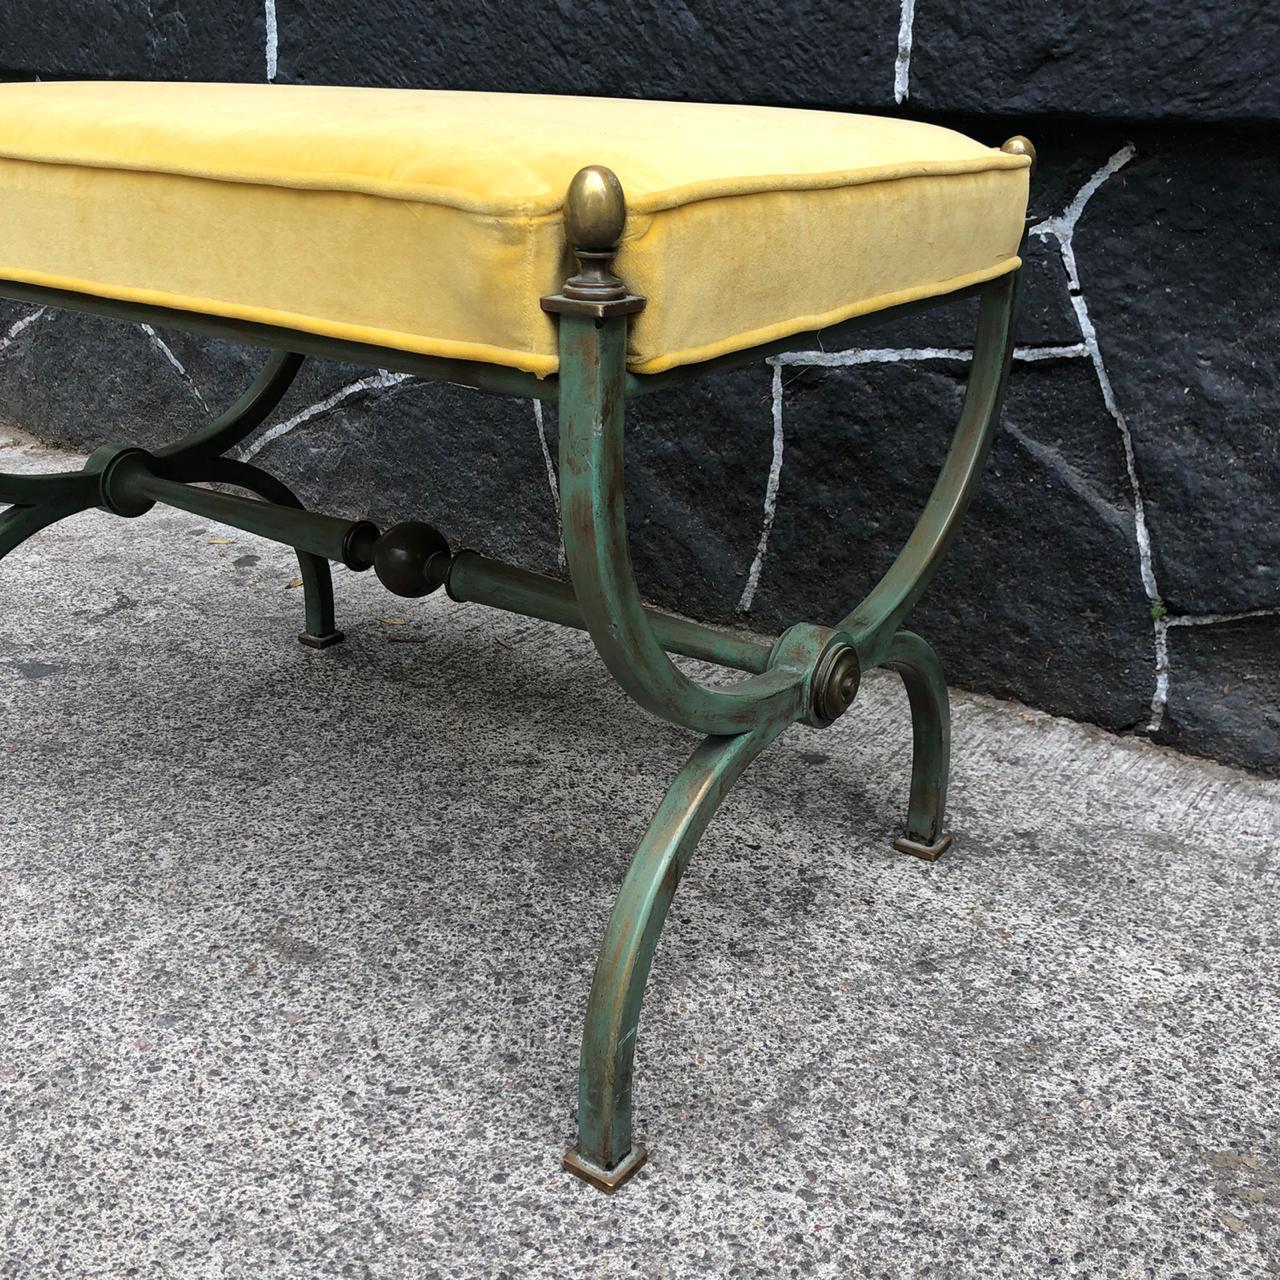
[
  {"x1": 547, "y1": 169, "x2": 1024, "y2": 1189},
  {"x1": 0, "y1": 350, "x2": 343, "y2": 647}
]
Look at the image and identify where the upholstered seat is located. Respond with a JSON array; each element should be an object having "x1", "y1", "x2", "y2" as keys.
[{"x1": 0, "y1": 82, "x2": 1029, "y2": 377}]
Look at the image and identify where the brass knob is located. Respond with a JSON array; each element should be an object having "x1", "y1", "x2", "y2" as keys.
[
  {"x1": 564, "y1": 165, "x2": 627, "y2": 252},
  {"x1": 1001, "y1": 135, "x2": 1037, "y2": 177},
  {"x1": 812, "y1": 645, "x2": 862, "y2": 726}
]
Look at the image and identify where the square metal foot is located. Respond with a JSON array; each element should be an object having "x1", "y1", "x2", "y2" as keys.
[
  {"x1": 893, "y1": 832, "x2": 953, "y2": 862},
  {"x1": 562, "y1": 1143, "x2": 648, "y2": 1193},
  {"x1": 297, "y1": 630, "x2": 345, "y2": 649}
]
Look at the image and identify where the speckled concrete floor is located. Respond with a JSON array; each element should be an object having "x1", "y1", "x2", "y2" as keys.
[{"x1": 1, "y1": 435, "x2": 1278, "y2": 1280}]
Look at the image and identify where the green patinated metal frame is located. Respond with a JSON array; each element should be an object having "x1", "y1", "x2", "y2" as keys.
[{"x1": 0, "y1": 159, "x2": 1026, "y2": 1194}]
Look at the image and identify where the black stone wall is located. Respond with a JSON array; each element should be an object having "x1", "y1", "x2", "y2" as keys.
[{"x1": 1, "y1": 3, "x2": 1276, "y2": 773}]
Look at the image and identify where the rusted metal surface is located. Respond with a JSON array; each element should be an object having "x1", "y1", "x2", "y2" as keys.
[
  {"x1": 892, "y1": 833, "x2": 955, "y2": 862},
  {"x1": 562, "y1": 1141, "x2": 649, "y2": 1194}
]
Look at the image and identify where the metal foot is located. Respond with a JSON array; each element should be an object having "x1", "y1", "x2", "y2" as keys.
[
  {"x1": 893, "y1": 832, "x2": 953, "y2": 862},
  {"x1": 562, "y1": 1142, "x2": 648, "y2": 1193},
  {"x1": 881, "y1": 631, "x2": 952, "y2": 857},
  {"x1": 297, "y1": 629, "x2": 345, "y2": 649}
]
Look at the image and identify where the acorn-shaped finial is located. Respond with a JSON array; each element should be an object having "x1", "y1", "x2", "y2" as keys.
[
  {"x1": 1001, "y1": 135, "x2": 1037, "y2": 177},
  {"x1": 564, "y1": 165, "x2": 627, "y2": 252},
  {"x1": 540, "y1": 164, "x2": 644, "y2": 317}
]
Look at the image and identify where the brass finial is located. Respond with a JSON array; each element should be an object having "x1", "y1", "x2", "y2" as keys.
[
  {"x1": 541, "y1": 164, "x2": 645, "y2": 319},
  {"x1": 1001, "y1": 135, "x2": 1037, "y2": 177},
  {"x1": 564, "y1": 165, "x2": 627, "y2": 253}
]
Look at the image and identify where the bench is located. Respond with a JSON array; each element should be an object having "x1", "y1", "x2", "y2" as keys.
[{"x1": 0, "y1": 81, "x2": 1033, "y2": 1192}]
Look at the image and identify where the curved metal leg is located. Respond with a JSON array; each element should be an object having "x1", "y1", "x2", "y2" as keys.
[
  {"x1": 0, "y1": 350, "x2": 306, "y2": 564},
  {"x1": 829, "y1": 262, "x2": 1021, "y2": 863},
  {"x1": 565, "y1": 722, "x2": 786, "y2": 1192},
  {"x1": 164, "y1": 455, "x2": 342, "y2": 647},
  {"x1": 0, "y1": 498, "x2": 91, "y2": 561},
  {"x1": 840, "y1": 263, "x2": 1022, "y2": 668},
  {"x1": 882, "y1": 630, "x2": 952, "y2": 861},
  {"x1": 155, "y1": 350, "x2": 304, "y2": 464},
  {"x1": 556, "y1": 311, "x2": 817, "y2": 736}
]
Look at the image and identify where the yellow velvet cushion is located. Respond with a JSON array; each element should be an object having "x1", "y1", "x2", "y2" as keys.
[{"x1": 0, "y1": 82, "x2": 1030, "y2": 378}]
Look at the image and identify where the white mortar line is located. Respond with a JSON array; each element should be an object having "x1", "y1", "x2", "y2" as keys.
[
  {"x1": 139, "y1": 323, "x2": 211, "y2": 415},
  {"x1": 1167, "y1": 607, "x2": 1280, "y2": 627},
  {"x1": 0, "y1": 307, "x2": 47, "y2": 353},
  {"x1": 772, "y1": 345, "x2": 970, "y2": 368},
  {"x1": 1062, "y1": 290, "x2": 1158, "y2": 607},
  {"x1": 894, "y1": 0, "x2": 916, "y2": 103},
  {"x1": 738, "y1": 342, "x2": 1091, "y2": 609},
  {"x1": 1148, "y1": 606, "x2": 1280, "y2": 732},
  {"x1": 742, "y1": 148, "x2": 1161, "y2": 730},
  {"x1": 768, "y1": 343, "x2": 1089, "y2": 369},
  {"x1": 531, "y1": 398, "x2": 565, "y2": 568},
  {"x1": 1015, "y1": 343, "x2": 1092, "y2": 362},
  {"x1": 737, "y1": 364, "x2": 786, "y2": 613},
  {"x1": 265, "y1": 0, "x2": 279, "y2": 82},
  {"x1": 239, "y1": 370, "x2": 411, "y2": 462},
  {"x1": 1030, "y1": 145, "x2": 1137, "y2": 281},
  {"x1": 1027, "y1": 145, "x2": 1183, "y2": 733},
  {"x1": 1150, "y1": 617, "x2": 1170, "y2": 730}
]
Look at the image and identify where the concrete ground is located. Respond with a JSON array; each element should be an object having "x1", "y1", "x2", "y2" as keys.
[{"x1": 1, "y1": 434, "x2": 1277, "y2": 1280}]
